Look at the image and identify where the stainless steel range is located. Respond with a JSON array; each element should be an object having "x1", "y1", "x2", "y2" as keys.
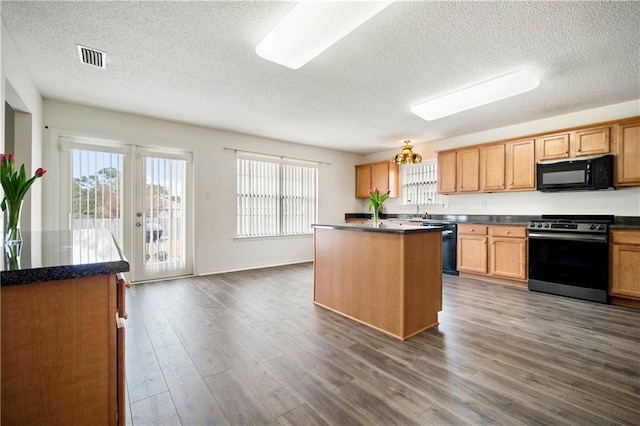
[{"x1": 528, "y1": 215, "x2": 613, "y2": 303}]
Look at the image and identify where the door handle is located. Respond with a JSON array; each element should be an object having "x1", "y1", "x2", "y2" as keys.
[{"x1": 136, "y1": 222, "x2": 142, "y2": 227}]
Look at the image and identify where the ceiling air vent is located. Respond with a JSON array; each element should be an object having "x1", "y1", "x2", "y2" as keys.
[{"x1": 77, "y1": 45, "x2": 106, "y2": 68}]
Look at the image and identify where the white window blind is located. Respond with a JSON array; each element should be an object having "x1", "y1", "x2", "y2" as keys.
[
  {"x1": 237, "y1": 154, "x2": 318, "y2": 237},
  {"x1": 402, "y1": 160, "x2": 441, "y2": 205}
]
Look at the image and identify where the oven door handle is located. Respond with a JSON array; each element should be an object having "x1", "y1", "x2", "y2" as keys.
[{"x1": 528, "y1": 232, "x2": 608, "y2": 243}]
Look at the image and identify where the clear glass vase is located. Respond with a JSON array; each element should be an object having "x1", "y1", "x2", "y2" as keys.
[
  {"x1": 372, "y1": 207, "x2": 381, "y2": 227},
  {"x1": 4, "y1": 200, "x2": 23, "y2": 246}
]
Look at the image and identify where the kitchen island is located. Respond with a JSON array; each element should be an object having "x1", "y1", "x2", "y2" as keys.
[
  {"x1": 1, "y1": 230, "x2": 129, "y2": 425},
  {"x1": 313, "y1": 223, "x2": 443, "y2": 340}
]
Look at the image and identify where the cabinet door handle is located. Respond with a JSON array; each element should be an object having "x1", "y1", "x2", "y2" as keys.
[
  {"x1": 116, "y1": 313, "x2": 125, "y2": 328},
  {"x1": 577, "y1": 148, "x2": 581, "y2": 152},
  {"x1": 564, "y1": 150, "x2": 568, "y2": 154},
  {"x1": 510, "y1": 181, "x2": 514, "y2": 185},
  {"x1": 470, "y1": 229, "x2": 474, "y2": 232},
  {"x1": 491, "y1": 241, "x2": 495, "y2": 245},
  {"x1": 505, "y1": 230, "x2": 510, "y2": 234},
  {"x1": 483, "y1": 239, "x2": 487, "y2": 245}
]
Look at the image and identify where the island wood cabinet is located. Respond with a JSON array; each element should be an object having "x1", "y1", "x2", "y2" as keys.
[
  {"x1": 437, "y1": 151, "x2": 457, "y2": 193},
  {"x1": 457, "y1": 224, "x2": 527, "y2": 286},
  {"x1": 355, "y1": 161, "x2": 399, "y2": 199},
  {"x1": 537, "y1": 126, "x2": 610, "y2": 161},
  {"x1": 1, "y1": 273, "x2": 128, "y2": 425},
  {"x1": 614, "y1": 119, "x2": 640, "y2": 186},
  {"x1": 610, "y1": 230, "x2": 640, "y2": 303}
]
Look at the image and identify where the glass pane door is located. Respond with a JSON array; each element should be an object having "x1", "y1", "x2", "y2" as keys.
[
  {"x1": 135, "y1": 152, "x2": 192, "y2": 281},
  {"x1": 70, "y1": 149, "x2": 124, "y2": 245}
]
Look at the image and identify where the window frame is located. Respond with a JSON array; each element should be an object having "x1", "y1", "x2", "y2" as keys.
[
  {"x1": 401, "y1": 160, "x2": 441, "y2": 206},
  {"x1": 236, "y1": 153, "x2": 319, "y2": 239}
]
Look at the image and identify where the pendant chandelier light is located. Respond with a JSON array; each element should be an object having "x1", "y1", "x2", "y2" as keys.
[{"x1": 393, "y1": 140, "x2": 422, "y2": 164}]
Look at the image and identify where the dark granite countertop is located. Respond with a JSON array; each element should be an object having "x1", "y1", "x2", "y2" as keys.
[
  {"x1": 345, "y1": 213, "x2": 536, "y2": 226},
  {"x1": 313, "y1": 223, "x2": 444, "y2": 234},
  {"x1": 346, "y1": 213, "x2": 640, "y2": 229},
  {"x1": 611, "y1": 216, "x2": 640, "y2": 230},
  {"x1": 1, "y1": 230, "x2": 130, "y2": 286}
]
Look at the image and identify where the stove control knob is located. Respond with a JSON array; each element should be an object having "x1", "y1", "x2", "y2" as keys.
[
  {"x1": 529, "y1": 222, "x2": 536, "y2": 228},
  {"x1": 588, "y1": 224, "x2": 596, "y2": 230},
  {"x1": 537, "y1": 222, "x2": 543, "y2": 228},
  {"x1": 597, "y1": 224, "x2": 605, "y2": 230},
  {"x1": 544, "y1": 223, "x2": 550, "y2": 228}
]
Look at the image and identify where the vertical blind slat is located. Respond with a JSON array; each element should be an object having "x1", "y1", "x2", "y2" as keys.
[
  {"x1": 236, "y1": 157, "x2": 317, "y2": 237},
  {"x1": 401, "y1": 160, "x2": 440, "y2": 206}
]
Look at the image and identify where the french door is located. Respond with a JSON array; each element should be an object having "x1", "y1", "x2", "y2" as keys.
[
  {"x1": 59, "y1": 137, "x2": 192, "y2": 282},
  {"x1": 134, "y1": 149, "x2": 192, "y2": 281}
]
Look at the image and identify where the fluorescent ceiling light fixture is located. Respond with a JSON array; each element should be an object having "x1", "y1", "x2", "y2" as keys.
[
  {"x1": 411, "y1": 70, "x2": 540, "y2": 121},
  {"x1": 256, "y1": 1, "x2": 393, "y2": 69}
]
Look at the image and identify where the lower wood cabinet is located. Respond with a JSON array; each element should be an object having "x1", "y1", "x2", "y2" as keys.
[
  {"x1": 457, "y1": 224, "x2": 527, "y2": 286},
  {"x1": 489, "y1": 226, "x2": 527, "y2": 280},
  {"x1": 1, "y1": 273, "x2": 128, "y2": 425},
  {"x1": 457, "y1": 225, "x2": 488, "y2": 274},
  {"x1": 610, "y1": 230, "x2": 640, "y2": 301}
]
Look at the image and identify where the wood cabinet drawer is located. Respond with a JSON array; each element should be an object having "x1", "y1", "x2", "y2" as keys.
[
  {"x1": 611, "y1": 230, "x2": 640, "y2": 245},
  {"x1": 458, "y1": 224, "x2": 487, "y2": 235},
  {"x1": 489, "y1": 225, "x2": 527, "y2": 238}
]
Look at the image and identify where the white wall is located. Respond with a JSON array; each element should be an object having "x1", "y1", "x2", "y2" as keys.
[
  {"x1": 43, "y1": 99, "x2": 364, "y2": 276},
  {"x1": 365, "y1": 100, "x2": 640, "y2": 217},
  {"x1": 1, "y1": 21, "x2": 44, "y2": 230}
]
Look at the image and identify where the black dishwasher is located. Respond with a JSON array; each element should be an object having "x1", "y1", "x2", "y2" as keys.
[{"x1": 423, "y1": 221, "x2": 458, "y2": 275}]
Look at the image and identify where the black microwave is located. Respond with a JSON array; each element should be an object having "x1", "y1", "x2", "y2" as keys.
[{"x1": 536, "y1": 155, "x2": 614, "y2": 192}]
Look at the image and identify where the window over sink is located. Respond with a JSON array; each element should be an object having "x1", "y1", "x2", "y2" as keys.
[{"x1": 401, "y1": 160, "x2": 441, "y2": 206}]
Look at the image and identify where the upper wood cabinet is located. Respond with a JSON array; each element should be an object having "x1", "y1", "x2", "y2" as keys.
[
  {"x1": 480, "y1": 144, "x2": 505, "y2": 191},
  {"x1": 436, "y1": 116, "x2": 638, "y2": 195},
  {"x1": 506, "y1": 138, "x2": 536, "y2": 190},
  {"x1": 614, "y1": 119, "x2": 640, "y2": 186},
  {"x1": 456, "y1": 148, "x2": 480, "y2": 192},
  {"x1": 537, "y1": 127, "x2": 610, "y2": 161},
  {"x1": 572, "y1": 126, "x2": 610, "y2": 157},
  {"x1": 536, "y1": 133, "x2": 570, "y2": 161},
  {"x1": 438, "y1": 151, "x2": 457, "y2": 193},
  {"x1": 355, "y1": 161, "x2": 398, "y2": 199}
]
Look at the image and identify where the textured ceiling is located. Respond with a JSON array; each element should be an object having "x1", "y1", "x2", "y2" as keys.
[{"x1": 2, "y1": 1, "x2": 639, "y2": 154}]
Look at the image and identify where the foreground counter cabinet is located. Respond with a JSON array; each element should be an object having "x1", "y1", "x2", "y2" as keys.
[
  {"x1": 313, "y1": 223, "x2": 442, "y2": 340},
  {"x1": 1, "y1": 230, "x2": 130, "y2": 425}
]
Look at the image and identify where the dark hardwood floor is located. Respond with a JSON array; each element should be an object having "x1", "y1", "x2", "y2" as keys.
[{"x1": 125, "y1": 263, "x2": 640, "y2": 425}]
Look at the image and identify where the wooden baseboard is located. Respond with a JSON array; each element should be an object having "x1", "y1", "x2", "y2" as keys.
[
  {"x1": 459, "y1": 272, "x2": 528, "y2": 289},
  {"x1": 609, "y1": 296, "x2": 640, "y2": 309}
]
